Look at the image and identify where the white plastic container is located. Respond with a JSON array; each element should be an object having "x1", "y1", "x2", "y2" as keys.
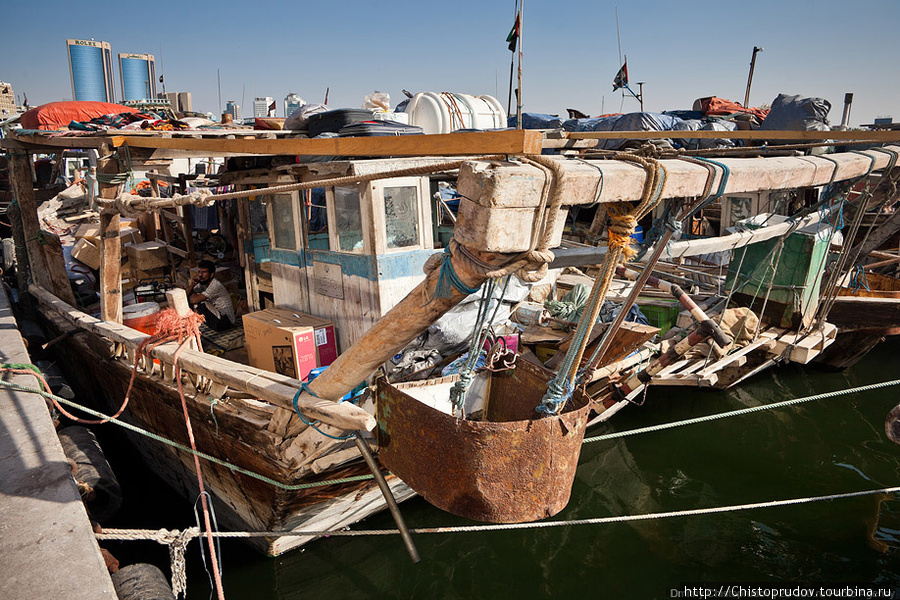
[
  {"x1": 403, "y1": 92, "x2": 505, "y2": 134},
  {"x1": 372, "y1": 111, "x2": 410, "y2": 124}
]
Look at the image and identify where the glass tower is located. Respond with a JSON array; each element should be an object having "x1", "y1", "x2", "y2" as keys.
[
  {"x1": 119, "y1": 53, "x2": 157, "y2": 101},
  {"x1": 67, "y1": 39, "x2": 115, "y2": 103}
]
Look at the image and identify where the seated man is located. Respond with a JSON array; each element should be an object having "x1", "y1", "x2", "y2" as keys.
[{"x1": 187, "y1": 260, "x2": 235, "y2": 331}]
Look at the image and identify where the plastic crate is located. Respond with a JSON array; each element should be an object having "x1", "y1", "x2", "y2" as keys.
[{"x1": 637, "y1": 299, "x2": 681, "y2": 335}]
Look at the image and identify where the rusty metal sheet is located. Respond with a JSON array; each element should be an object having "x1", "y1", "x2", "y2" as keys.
[{"x1": 377, "y1": 360, "x2": 590, "y2": 523}]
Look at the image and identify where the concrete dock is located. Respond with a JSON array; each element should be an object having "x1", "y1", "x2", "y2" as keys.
[{"x1": 0, "y1": 287, "x2": 117, "y2": 598}]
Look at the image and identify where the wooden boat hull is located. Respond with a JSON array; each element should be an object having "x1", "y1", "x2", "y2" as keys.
[
  {"x1": 41, "y1": 311, "x2": 413, "y2": 556},
  {"x1": 815, "y1": 293, "x2": 900, "y2": 369}
]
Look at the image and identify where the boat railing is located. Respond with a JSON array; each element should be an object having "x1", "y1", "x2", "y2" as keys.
[{"x1": 28, "y1": 284, "x2": 374, "y2": 433}]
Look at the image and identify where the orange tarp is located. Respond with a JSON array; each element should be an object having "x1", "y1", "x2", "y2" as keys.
[{"x1": 20, "y1": 101, "x2": 139, "y2": 131}]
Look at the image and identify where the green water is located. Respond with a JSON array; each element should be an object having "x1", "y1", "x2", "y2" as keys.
[{"x1": 102, "y1": 339, "x2": 900, "y2": 600}]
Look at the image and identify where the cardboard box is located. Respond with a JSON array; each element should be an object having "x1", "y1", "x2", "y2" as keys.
[
  {"x1": 74, "y1": 223, "x2": 101, "y2": 243},
  {"x1": 71, "y1": 238, "x2": 100, "y2": 270},
  {"x1": 76, "y1": 224, "x2": 142, "y2": 256},
  {"x1": 242, "y1": 308, "x2": 338, "y2": 381},
  {"x1": 126, "y1": 241, "x2": 168, "y2": 271}
]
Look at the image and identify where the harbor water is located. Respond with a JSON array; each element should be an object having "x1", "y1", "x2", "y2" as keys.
[{"x1": 97, "y1": 338, "x2": 900, "y2": 599}]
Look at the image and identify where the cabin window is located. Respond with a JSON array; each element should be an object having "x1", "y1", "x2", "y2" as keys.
[
  {"x1": 269, "y1": 193, "x2": 297, "y2": 250},
  {"x1": 383, "y1": 185, "x2": 419, "y2": 249},
  {"x1": 305, "y1": 188, "x2": 330, "y2": 250},
  {"x1": 333, "y1": 186, "x2": 364, "y2": 252}
]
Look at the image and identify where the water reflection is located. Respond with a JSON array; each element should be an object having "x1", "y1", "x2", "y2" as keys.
[{"x1": 167, "y1": 340, "x2": 900, "y2": 598}]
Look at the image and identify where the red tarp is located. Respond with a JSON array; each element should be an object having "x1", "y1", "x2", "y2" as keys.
[
  {"x1": 695, "y1": 96, "x2": 769, "y2": 121},
  {"x1": 20, "y1": 101, "x2": 139, "y2": 131}
]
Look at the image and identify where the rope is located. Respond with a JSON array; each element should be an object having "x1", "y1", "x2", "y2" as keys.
[
  {"x1": 96, "y1": 158, "x2": 504, "y2": 215},
  {"x1": 96, "y1": 485, "x2": 900, "y2": 539},
  {"x1": 0, "y1": 378, "x2": 376, "y2": 490},
  {"x1": 292, "y1": 384, "x2": 354, "y2": 440},
  {"x1": 539, "y1": 152, "x2": 667, "y2": 415},
  {"x1": 583, "y1": 377, "x2": 900, "y2": 444},
  {"x1": 431, "y1": 245, "x2": 482, "y2": 299},
  {"x1": 448, "y1": 277, "x2": 511, "y2": 414}
]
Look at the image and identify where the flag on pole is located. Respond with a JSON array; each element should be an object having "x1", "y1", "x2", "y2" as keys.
[
  {"x1": 506, "y1": 14, "x2": 520, "y2": 51},
  {"x1": 612, "y1": 61, "x2": 628, "y2": 91},
  {"x1": 268, "y1": 100, "x2": 276, "y2": 116}
]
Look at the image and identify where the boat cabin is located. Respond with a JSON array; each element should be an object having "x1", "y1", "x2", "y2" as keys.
[{"x1": 220, "y1": 157, "x2": 452, "y2": 352}]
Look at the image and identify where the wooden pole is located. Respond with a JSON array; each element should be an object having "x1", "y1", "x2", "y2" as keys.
[
  {"x1": 8, "y1": 152, "x2": 77, "y2": 306},
  {"x1": 97, "y1": 144, "x2": 124, "y2": 323},
  {"x1": 99, "y1": 211, "x2": 122, "y2": 323}
]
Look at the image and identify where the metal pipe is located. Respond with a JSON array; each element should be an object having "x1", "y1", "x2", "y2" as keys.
[
  {"x1": 743, "y1": 46, "x2": 763, "y2": 108},
  {"x1": 353, "y1": 433, "x2": 420, "y2": 563},
  {"x1": 841, "y1": 93, "x2": 854, "y2": 128}
]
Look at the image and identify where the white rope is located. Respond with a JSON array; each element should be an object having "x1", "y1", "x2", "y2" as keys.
[
  {"x1": 583, "y1": 377, "x2": 900, "y2": 444},
  {"x1": 96, "y1": 485, "x2": 900, "y2": 541}
]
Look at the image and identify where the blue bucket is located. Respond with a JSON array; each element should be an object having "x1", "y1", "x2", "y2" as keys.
[{"x1": 631, "y1": 226, "x2": 644, "y2": 243}]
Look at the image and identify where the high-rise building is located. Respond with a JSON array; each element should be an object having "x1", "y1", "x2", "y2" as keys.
[
  {"x1": 162, "y1": 91, "x2": 193, "y2": 114},
  {"x1": 66, "y1": 39, "x2": 115, "y2": 103},
  {"x1": 253, "y1": 97, "x2": 275, "y2": 118},
  {"x1": 225, "y1": 101, "x2": 241, "y2": 121},
  {"x1": 0, "y1": 81, "x2": 16, "y2": 118},
  {"x1": 284, "y1": 93, "x2": 304, "y2": 118},
  {"x1": 177, "y1": 92, "x2": 192, "y2": 113},
  {"x1": 118, "y1": 53, "x2": 156, "y2": 101}
]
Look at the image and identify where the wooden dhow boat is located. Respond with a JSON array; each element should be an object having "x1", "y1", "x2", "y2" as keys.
[{"x1": 3, "y1": 125, "x2": 899, "y2": 555}]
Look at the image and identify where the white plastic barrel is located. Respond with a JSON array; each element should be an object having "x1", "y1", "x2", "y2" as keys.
[{"x1": 403, "y1": 92, "x2": 505, "y2": 134}]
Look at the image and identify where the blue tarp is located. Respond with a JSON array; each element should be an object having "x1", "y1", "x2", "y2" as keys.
[
  {"x1": 564, "y1": 112, "x2": 685, "y2": 150},
  {"x1": 508, "y1": 113, "x2": 565, "y2": 129}
]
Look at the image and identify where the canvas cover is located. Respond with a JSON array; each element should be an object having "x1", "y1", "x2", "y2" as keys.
[
  {"x1": 20, "y1": 101, "x2": 138, "y2": 130},
  {"x1": 760, "y1": 93, "x2": 831, "y2": 131}
]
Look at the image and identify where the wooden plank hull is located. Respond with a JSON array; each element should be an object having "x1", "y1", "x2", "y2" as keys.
[{"x1": 41, "y1": 312, "x2": 413, "y2": 556}]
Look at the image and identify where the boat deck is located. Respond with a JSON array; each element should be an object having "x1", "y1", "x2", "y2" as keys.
[{"x1": 0, "y1": 288, "x2": 117, "y2": 599}]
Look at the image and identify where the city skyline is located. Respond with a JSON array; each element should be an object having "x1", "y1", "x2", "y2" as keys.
[{"x1": 3, "y1": 0, "x2": 898, "y2": 126}]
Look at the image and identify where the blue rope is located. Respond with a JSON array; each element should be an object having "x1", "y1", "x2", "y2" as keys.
[
  {"x1": 535, "y1": 378, "x2": 573, "y2": 416},
  {"x1": 849, "y1": 266, "x2": 870, "y2": 294},
  {"x1": 434, "y1": 247, "x2": 481, "y2": 299},
  {"x1": 292, "y1": 383, "x2": 354, "y2": 441},
  {"x1": 693, "y1": 157, "x2": 731, "y2": 200}
]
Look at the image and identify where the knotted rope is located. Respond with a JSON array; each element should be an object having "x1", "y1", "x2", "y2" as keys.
[{"x1": 539, "y1": 152, "x2": 667, "y2": 415}]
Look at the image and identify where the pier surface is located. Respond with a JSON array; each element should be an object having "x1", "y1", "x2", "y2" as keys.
[{"x1": 0, "y1": 288, "x2": 116, "y2": 598}]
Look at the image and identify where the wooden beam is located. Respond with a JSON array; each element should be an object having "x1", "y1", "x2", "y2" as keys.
[
  {"x1": 7, "y1": 153, "x2": 77, "y2": 305},
  {"x1": 97, "y1": 143, "x2": 123, "y2": 323},
  {"x1": 99, "y1": 212, "x2": 122, "y2": 323},
  {"x1": 566, "y1": 130, "x2": 900, "y2": 142},
  {"x1": 116, "y1": 129, "x2": 545, "y2": 156}
]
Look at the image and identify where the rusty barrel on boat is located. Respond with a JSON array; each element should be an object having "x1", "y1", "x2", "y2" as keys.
[{"x1": 376, "y1": 359, "x2": 591, "y2": 523}]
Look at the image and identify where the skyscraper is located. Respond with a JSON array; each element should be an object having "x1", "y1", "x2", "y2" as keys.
[
  {"x1": 66, "y1": 39, "x2": 115, "y2": 103},
  {"x1": 253, "y1": 97, "x2": 275, "y2": 118},
  {"x1": 119, "y1": 53, "x2": 157, "y2": 101},
  {"x1": 225, "y1": 101, "x2": 241, "y2": 121},
  {"x1": 284, "y1": 93, "x2": 304, "y2": 118}
]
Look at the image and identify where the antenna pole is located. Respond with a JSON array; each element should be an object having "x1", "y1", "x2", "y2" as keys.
[
  {"x1": 516, "y1": 0, "x2": 524, "y2": 129},
  {"x1": 217, "y1": 69, "x2": 222, "y2": 116},
  {"x1": 744, "y1": 46, "x2": 763, "y2": 108}
]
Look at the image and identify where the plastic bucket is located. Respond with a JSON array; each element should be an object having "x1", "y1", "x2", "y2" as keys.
[{"x1": 122, "y1": 302, "x2": 161, "y2": 335}]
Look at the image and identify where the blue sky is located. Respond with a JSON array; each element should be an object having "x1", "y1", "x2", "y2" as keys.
[{"x1": 2, "y1": 0, "x2": 898, "y2": 126}]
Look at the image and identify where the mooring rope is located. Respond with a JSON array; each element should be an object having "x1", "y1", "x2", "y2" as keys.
[
  {"x1": 583, "y1": 377, "x2": 900, "y2": 444},
  {"x1": 96, "y1": 484, "x2": 900, "y2": 541}
]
